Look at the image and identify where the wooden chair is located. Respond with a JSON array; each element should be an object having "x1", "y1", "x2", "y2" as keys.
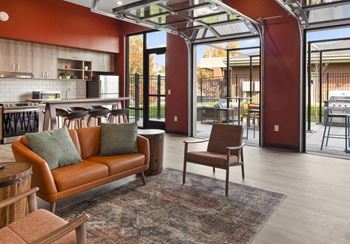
[
  {"x1": 183, "y1": 124, "x2": 245, "y2": 196},
  {"x1": 0, "y1": 187, "x2": 88, "y2": 244}
]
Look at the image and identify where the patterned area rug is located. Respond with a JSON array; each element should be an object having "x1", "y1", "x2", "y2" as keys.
[{"x1": 57, "y1": 168, "x2": 286, "y2": 244}]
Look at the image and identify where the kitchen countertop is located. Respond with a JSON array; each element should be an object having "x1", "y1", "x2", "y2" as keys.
[{"x1": 27, "y1": 97, "x2": 130, "y2": 104}]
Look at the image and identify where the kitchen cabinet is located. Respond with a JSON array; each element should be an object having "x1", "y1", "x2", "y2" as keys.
[
  {"x1": 32, "y1": 44, "x2": 57, "y2": 79},
  {"x1": 91, "y1": 52, "x2": 114, "y2": 72},
  {"x1": 0, "y1": 39, "x2": 32, "y2": 73}
]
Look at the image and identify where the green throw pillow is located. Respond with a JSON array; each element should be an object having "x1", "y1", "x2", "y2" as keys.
[
  {"x1": 100, "y1": 123, "x2": 139, "y2": 156},
  {"x1": 26, "y1": 128, "x2": 82, "y2": 170}
]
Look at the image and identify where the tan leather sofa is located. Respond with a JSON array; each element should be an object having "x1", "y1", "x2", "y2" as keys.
[{"x1": 11, "y1": 127, "x2": 150, "y2": 212}]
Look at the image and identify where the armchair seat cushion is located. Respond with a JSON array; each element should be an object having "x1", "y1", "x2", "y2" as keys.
[
  {"x1": 88, "y1": 153, "x2": 145, "y2": 175},
  {"x1": 52, "y1": 160, "x2": 109, "y2": 191},
  {"x1": 7, "y1": 209, "x2": 75, "y2": 243},
  {"x1": 0, "y1": 227, "x2": 26, "y2": 244},
  {"x1": 186, "y1": 151, "x2": 238, "y2": 168}
]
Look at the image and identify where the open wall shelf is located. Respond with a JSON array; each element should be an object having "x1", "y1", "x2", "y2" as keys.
[{"x1": 57, "y1": 58, "x2": 92, "y2": 80}]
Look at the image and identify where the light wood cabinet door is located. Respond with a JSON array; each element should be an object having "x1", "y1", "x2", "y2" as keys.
[
  {"x1": 91, "y1": 52, "x2": 104, "y2": 72},
  {"x1": 32, "y1": 44, "x2": 57, "y2": 79},
  {"x1": 1, "y1": 39, "x2": 17, "y2": 72},
  {"x1": 46, "y1": 45, "x2": 57, "y2": 79},
  {"x1": 32, "y1": 43, "x2": 44, "y2": 78},
  {"x1": 91, "y1": 52, "x2": 114, "y2": 72},
  {"x1": 16, "y1": 41, "x2": 33, "y2": 73}
]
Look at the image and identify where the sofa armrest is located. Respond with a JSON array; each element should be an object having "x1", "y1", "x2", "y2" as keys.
[
  {"x1": 137, "y1": 135, "x2": 150, "y2": 166},
  {"x1": 11, "y1": 141, "x2": 58, "y2": 197}
]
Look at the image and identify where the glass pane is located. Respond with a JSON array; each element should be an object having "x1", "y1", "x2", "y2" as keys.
[
  {"x1": 308, "y1": 4, "x2": 350, "y2": 23},
  {"x1": 128, "y1": 34, "x2": 144, "y2": 126},
  {"x1": 146, "y1": 31, "x2": 167, "y2": 49},
  {"x1": 148, "y1": 53, "x2": 165, "y2": 122}
]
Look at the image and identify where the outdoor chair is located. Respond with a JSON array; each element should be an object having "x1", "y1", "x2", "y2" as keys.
[{"x1": 183, "y1": 124, "x2": 245, "y2": 196}]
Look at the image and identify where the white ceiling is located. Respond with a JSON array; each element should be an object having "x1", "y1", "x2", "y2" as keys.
[{"x1": 64, "y1": 0, "x2": 140, "y2": 14}]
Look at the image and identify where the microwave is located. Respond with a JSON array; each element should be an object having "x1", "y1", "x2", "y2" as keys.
[{"x1": 32, "y1": 91, "x2": 61, "y2": 100}]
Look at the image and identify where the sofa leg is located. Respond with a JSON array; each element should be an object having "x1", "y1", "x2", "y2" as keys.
[
  {"x1": 140, "y1": 172, "x2": 146, "y2": 185},
  {"x1": 50, "y1": 202, "x2": 56, "y2": 213}
]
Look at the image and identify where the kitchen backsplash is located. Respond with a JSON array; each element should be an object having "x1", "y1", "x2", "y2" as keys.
[{"x1": 0, "y1": 79, "x2": 86, "y2": 102}]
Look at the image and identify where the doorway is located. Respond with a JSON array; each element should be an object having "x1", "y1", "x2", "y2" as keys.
[
  {"x1": 144, "y1": 49, "x2": 166, "y2": 129},
  {"x1": 193, "y1": 37, "x2": 261, "y2": 145},
  {"x1": 126, "y1": 31, "x2": 167, "y2": 129}
]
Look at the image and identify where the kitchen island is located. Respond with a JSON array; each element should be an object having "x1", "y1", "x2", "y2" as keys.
[{"x1": 28, "y1": 97, "x2": 130, "y2": 131}]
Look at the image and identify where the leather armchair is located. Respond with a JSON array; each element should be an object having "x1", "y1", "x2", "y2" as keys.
[{"x1": 183, "y1": 124, "x2": 245, "y2": 196}]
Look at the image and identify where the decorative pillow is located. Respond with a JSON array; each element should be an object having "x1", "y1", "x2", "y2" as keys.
[
  {"x1": 100, "y1": 123, "x2": 139, "y2": 156},
  {"x1": 26, "y1": 128, "x2": 82, "y2": 170}
]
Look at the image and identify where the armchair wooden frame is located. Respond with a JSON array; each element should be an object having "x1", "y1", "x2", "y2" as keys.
[
  {"x1": 0, "y1": 187, "x2": 89, "y2": 244},
  {"x1": 183, "y1": 139, "x2": 245, "y2": 196}
]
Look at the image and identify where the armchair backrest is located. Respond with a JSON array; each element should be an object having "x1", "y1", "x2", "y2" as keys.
[{"x1": 207, "y1": 124, "x2": 243, "y2": 155}]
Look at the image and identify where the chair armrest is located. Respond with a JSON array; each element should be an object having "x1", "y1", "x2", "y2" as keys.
[
  {"x1": 226, "y1": 143, "x2": 245, "y2": 151},
  {"x1": 0, "y1": 187, "x2": 39, "y2": 210},
  {"x1": 183, "y1": 139, "x2": 209, "y2": 144},
  {"x1": 137, "y1": 135, "x2": 150, "y2": 166},
  {"x1": 30, "y1": 214, "x2": 89, "y2": 244},
  {"x1": 11, "y1": 141, "x2": 58, "y2": 196}
]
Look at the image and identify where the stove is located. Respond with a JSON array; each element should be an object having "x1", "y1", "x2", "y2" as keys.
[{"x1": 0, "y1": 101, "x2": 42, "y2": 143}]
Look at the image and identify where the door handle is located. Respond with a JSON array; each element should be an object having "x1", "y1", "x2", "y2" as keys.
[
  {"x1": 41, "y1": 72, "x2": 44, "y2": 78},
  {"x1": 17, "y1": 64, "x2": 20, "y2": 71},
  {"x1": 45, "y1": 72, "x2": 48, "y2": 78}
]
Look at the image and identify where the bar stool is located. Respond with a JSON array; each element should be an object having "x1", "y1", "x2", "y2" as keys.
[
  {"x1": 108, "y1": 108, "x2": 129, "y2": 124},
  {"x1": 56, "y1": 108, "x2": 69, "y2": 128},
  {"x1": 320, "y1": 108, "x2": 350, "y2": 152},
  {"x1": 87, "y1": 106, "x2": 110, "y2": 127},
  {"x1": 62, "y1": 107, "x2": 90, "y2": 129}
]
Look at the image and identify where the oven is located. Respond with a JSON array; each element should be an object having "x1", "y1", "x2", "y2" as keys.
[{"x1": 0, "y1": 102, "x2": 41, "y2": 144}]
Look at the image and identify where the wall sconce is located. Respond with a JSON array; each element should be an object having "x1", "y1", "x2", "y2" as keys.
[{"x1": 0, "y1": 11, "x2": 9, "y2": 22}]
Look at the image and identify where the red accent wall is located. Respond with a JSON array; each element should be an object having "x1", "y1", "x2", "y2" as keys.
[
  {"x1": 224, "y1": 0, "x2": 301, "y2": 150},
  {"x1": 165, "y1": 34, "x2": 188, "y2": 134},
  {"x1": 0, "y1": 0, "x2": 120, "y2": 53}
]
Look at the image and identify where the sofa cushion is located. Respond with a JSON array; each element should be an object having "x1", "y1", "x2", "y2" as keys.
[
  {"x1": 76, "y1": 127, "x2": 101, "y2": 159},
  {"x1": 100, "y1": 123, "x2": 138, "y2": 156},
  {"x1": 21, "y1": 129, "x2": 81, "y2": 155},
  {"x1": 186, "y1": 151, "x2": 238, "y2": 168},
  {"x1": 0, "y1": 227, "x2": 26, "y2": 244},
  {"x1": 26, "y1": 128, "x2": 82, "y2": 170},
  {"x1": 52, "y1": 160, "x2": 108, "y2": 191},
  {"x1": 88, "y1": 153, "x2": 145, "y2": 175},
  {"x1": 8, "y1": 209, "x2": 75, "y2": 244}
]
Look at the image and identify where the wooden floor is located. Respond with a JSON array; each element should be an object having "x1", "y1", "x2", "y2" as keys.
[{"x1": 1, "y1": 134, "x2": 350, "y2": 244}]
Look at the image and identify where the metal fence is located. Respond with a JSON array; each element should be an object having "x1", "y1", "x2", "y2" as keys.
[{"x1": 197, "y1": 74, "x2": 261, "y2": 106}]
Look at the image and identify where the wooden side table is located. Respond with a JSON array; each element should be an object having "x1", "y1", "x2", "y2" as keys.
[
  {"x1": 0, "y1": 162, "x2": 32, "y2": 227},
  {"x1": 138, "y1": 129, "x2": 165, "y2": 176}
]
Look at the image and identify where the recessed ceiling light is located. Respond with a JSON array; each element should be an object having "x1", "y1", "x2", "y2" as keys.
[
  {"x1": 117, "y1": 1, "x2": 123, "y2": 5},
  {"x1": 0, "y1": 11, "x2": 9, "y2": 22}
]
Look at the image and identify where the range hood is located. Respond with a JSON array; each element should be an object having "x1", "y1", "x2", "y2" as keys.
[{"x1": 0, "y1": 71, "x2": 34, "y2": 79}]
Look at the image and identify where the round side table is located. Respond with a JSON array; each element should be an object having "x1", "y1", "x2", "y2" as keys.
[
  {"x1": 0, "y1": 162, "x2": 32, "y2": 227},
  {"x1": 138, "y1": 129, "x2": 165, "y2": 176}
]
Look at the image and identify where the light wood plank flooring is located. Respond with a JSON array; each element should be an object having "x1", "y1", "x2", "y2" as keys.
[{"x1": 1, "y1": 134, "x2": 350, "y2": 244}]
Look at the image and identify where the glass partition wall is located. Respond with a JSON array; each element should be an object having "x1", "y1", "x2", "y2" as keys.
[{"x1": 194, "y1": 37, "x2": 261, "y2": 145}]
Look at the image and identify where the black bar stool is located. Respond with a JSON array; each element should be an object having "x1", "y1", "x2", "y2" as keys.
[
  {"x1": 320, "y1": 108, "x2": 350, "y2": 152},
  {"x1": 62, "y1": 107, "x2": 90, "y2": 129},
  {"x1": 87, "y1": 106, "x2": 110, "y2": 127},
  {"x1": 108, "y1": 108, "x2": 129, "y2": 124}
]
